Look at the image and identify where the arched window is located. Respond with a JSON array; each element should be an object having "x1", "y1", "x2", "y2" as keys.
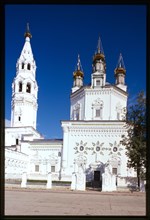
[
  {"x1": 22, "y1": 63, "x2": 24, "y2": 69},
  {"x1": 26, "y1": 83, "x2": 31, "y2": 93},
  {"x1": 19, "y1": 82, "x2": 22, "y2": 92},
  {"x1": 27, "y1": 63, "x2": 31, "y2": 70}
]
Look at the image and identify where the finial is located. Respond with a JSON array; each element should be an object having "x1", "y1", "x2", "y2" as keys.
[
  {"x1": 24, "y1": 23, "x2": 32, "y2": 38},
  {"x1": 97, "y1": 36, "x2": 104, "y2": 55},
  {"x1": 97, "y1": 36, "x2": 101, "y2": 54},
  {"x1": 27, "y1": 23, "x2": 30, "y2": 32},
  {"x1": 77, "y1": 54, "x2": 80, "y2": 70},
  {"x1": 115, "y1": 53, "x2": 126, "y2": 75},
  {"x1": 77, "y1": 54, "x2": 83, "y2": 71},
  {"x1": 73, "y1": 54, "x2": 84, "y2": 79},
  {"x1": 117, "y1": 53, "x2": 125, "y2": 69}
]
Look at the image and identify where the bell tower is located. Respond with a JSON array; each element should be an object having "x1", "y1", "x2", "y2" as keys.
[
  {"x1": 91, "y1": 36, "x2": 106, "y2": 88},
  {"x1": 11, "y1": 23, "x2": 38, "y2": 129}
]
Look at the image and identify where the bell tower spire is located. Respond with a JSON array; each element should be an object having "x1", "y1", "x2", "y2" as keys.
[
  {"x1": 11, "y1": 24, "x2": 38, "y2": 129},
  {"x1": 97, "y1": 36, "x2": 104, "y2": 54},
  {"x1": 91, "y1": 36, "x2": 106, "y2": 88},
  {"x1": 72, "y1": 54, "x2": 84, "y2": 93},
  {"x1": 114, "y1": 53, "x2": 127, "y2": 91},
  {"x1": 24, "y1": 23, "x2": 32, "y2": 39}
]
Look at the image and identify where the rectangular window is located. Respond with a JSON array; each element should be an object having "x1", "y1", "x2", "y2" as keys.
[
  {"x1": 35, "y1": 165, "x2": 39, "y2": 172},
  {"x1": 117, "y1": 112, "x2": 121, "y2": 120},
  {"x1": 18, "y1": 116, "x2": 21, "y2": 121},
  {"x1": 96, "y1": 80, "x2": 100, "y2": 86},
  {"x1": 76, "y1": 111, "x2": 79, "y2": 120},
  {"x1": 51, "y1": 166, "x2": 55, "y2": 172},
  {"x1": 112, "y1": 168, "x2": 117, "y2": 175},
  {"x1": 96, "y1": 109, "x2": 100, "y2": 117},
  {"x1": 19, "y1": 82, "x2": 22, "y2": 92},
  {"x1": 16, "y1": 139, "x2": 19, "y2": 145}
]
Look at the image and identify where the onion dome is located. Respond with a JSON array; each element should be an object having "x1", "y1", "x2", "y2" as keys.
[
  {"x1": 24, "y1": 23, "x2": 32, "y2": 38},
  {"x1": 114, "y1": 53, "x2": 126, "y2": 75},
  {"x1": 73, "y1": 54, "x2": 84, "y2": 78},
  {"x1": 93, "y1": 36, "x2": 105, "y2": 62}
]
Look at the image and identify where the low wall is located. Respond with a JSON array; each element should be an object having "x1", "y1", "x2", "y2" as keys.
[{"x1": 5, "y1": 149, "x2": 28, "y2": 180}]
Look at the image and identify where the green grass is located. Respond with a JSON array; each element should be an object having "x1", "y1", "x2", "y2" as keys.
[{"x1": 27, "y1": 180, "x2": 71, "y2": 185}]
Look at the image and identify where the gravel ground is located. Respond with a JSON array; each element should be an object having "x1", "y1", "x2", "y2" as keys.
[{"x1": 4, "y1": 186, "x2": 146, "y2": 216}]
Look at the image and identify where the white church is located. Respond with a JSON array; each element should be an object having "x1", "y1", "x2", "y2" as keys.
[{"x1": 5, "y1": 24, "x2": 137, "y2": 191}]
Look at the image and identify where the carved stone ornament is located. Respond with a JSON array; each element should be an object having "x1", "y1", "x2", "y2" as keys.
[
  {"x1": 92, "y1": 141, "x2": 104, "y2": 155},
  {"x1": 92, "y1": 98, "x2": 103, "y2": 107},
  {"x1": 75, "y1": 154, "x2": 87, "y2": 165},
  {"x1": 74, "y1": 140, "x2": 87, "y2": 154},
  {"x1": 109, "y1": 141, "x2": 123, "y2": 156}
]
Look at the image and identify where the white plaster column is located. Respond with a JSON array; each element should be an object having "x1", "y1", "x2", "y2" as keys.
[
  {"x1": 76, "y1": 171, "x2": 86, "y2": 191},
  {"x1": 102, "y1": 172, "x2": 111, "y2": 192},
  {"x1": 111, "y1": 174, "x2": 117, "y2": 191},
  {"x1": 46, "y1": 172, "x2": 52, "y2": 189},
  {"x1": 109, "y1": 90, "x2": 112, "y2": 120},
  {"x1": 21, "y1": 172, "x2": 27, "y2": 188},
  {"x1": 62, "y1": 125, "x2": 69, "y2": 170},
  {"x1": 71, "y1": 172, "x2": 77, "y2": 190}
]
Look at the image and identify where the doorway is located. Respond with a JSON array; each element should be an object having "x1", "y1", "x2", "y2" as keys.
[
  {"x1": 94, "y1": 171, "x2": 100, "y2": 181},
  {"x1": 93, "y1": 171, "x2": 102, "y2": 188}
]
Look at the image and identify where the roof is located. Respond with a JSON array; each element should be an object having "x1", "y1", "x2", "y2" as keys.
[
  {"x1": 27, "y1": 138, "x2": 63, "y2": 144},
  {"x1": 71, "y1": 82, "x2": 127, "y2": 97}
]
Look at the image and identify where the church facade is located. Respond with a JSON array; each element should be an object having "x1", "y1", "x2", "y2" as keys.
[{"x1": 5, "y1": 25, "x2": 136, "y2": 190}]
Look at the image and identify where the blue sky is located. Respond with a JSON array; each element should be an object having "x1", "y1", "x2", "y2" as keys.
[{"x1": 5, "y1": 4, "x2": 146, "y2": 139}]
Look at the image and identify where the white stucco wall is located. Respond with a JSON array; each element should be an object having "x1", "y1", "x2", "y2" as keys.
[
  {"x1": 5, "y1": 127, "x2": 43, "y2": 147},
  {"x1": 61, "y1": 121, "x2": 129, "y2": 182},
  {"x1": 70, "y1": 86, "x2": 127, "y2": 121},
  {"x1": 5, "y1": 148, "x2": 29, "y2": 179}
]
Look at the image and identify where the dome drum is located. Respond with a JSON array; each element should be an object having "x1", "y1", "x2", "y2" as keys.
[
  {"x1": 115, "y1": 67, "x2": 126, "y2": 75},
  {"x1": 73, "y1": 70, "x2": 84, "y2": 78},
  {"x1": 93, "y1": 53, "x2": 105, "y2": 63}
]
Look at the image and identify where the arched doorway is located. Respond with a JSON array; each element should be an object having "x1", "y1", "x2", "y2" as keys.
[{"x1": 89, "y1": 162, "x2": 104, "y2": 190}]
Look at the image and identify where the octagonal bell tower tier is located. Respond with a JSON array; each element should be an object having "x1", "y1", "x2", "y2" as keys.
[{"x1": 11, "y1": 24, "x2": 38, "y2": 129}]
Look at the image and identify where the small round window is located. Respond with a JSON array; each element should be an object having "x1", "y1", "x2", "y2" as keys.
[
  {"x1": 96, "y1": 146, "x2": 100, "y2": 151},
  {"x1": 113, "y1": 147, "x2": 117, "y2": 152},
  {"x1": 80, "y1": 146, "x2": 84, "y2": 151}
]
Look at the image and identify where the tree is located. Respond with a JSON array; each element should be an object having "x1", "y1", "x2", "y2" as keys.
[{"x1": 121, "y1": 91, "x2": 146, "y2": 189}]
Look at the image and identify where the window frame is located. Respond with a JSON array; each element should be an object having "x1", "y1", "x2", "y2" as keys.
[
  {"x1": 96, "y1": 80, "x2": 100, "y2": 86},
  {"x1": 35, "y1": 165, "x2": 39, "y2": 172},
  {"x1": 112, "y1": 167, "x2": 117, "y2": 175},
  {"x1": 19, "y1": 82, "x2": 22, "y2": 92},
  {"x1": 26, "y1": 83, "x2": 31, "y2": 93},
  {"x1": 95, "y1": 109, "x2": 100, "y2": 117},
  {"x1": 22, "y1": 63, "x2": 24, "y2": 69},
  {"x1": 51, "y1": 166, "x2": 55, "y2": 173},
  {"x1": 27, "y1": 63, "x2": 31, "y2": 70}
]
